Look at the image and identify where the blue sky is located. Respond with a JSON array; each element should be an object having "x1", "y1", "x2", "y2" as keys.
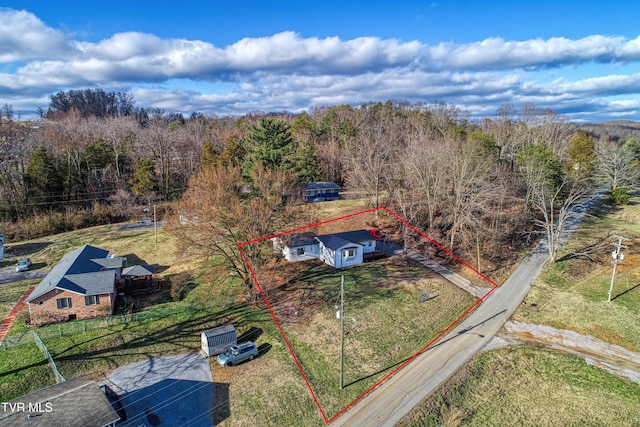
[{"x1": 2, "y1": 1, "x2": 640, "y2": 122}]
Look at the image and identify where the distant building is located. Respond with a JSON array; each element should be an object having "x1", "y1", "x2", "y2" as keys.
[
  {"x1": 274, "y1": 230, "x2": 378, "y2": 269},
  {"x1": 303, "y1": 181, "x2": 341, "y2": 202}
]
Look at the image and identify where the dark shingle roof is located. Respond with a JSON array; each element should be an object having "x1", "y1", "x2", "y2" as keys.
[
  {"x1": 330, "y1": 230, "x2": 375, "y2": 244},
  {"x1": 304, "y1": 181, "x2": 341, "y2": 191},
  {"x1": 122, "y1": 265, "x2": 154, "y2": 276},
  {"x1": 58, "y1": 271, "x2": 117, "y2": 295},
  {"x1": 316, "y1": 234, "x2": 360, "y2": 251},
  {"x1": 0, "y1": 377, "x2": 120, "y2": 427},
  {"x1": 26, "y1": 245, "x2": 118, "y2": 302},
  {"x1": 281, "y1": 232, "x2": 318, "y2": 248},
  {"x1": 91, "y1": 256, "x2": 126, "y2": 269}
]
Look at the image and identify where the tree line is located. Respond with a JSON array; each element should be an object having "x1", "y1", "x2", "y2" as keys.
[{"x1": 1, "y1": 90, "x2": 640, "y2": 279}]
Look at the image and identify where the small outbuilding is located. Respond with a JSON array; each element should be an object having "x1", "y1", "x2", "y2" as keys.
[{"x1": 201, "y1": 324, "x2": 237, "y2": 357}]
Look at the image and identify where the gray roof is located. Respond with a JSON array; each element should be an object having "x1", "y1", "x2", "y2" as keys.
[
  {"x1": 26, "y1": 245, "x2": 118, "y2": 302},
  {"x1": 304, "y1": 181, "x2": 342, "y2": 191},
  {"x1": 57, "y1": 271, "x2": 117, "y2": 295},
  {"x1": 330, "y1": 230, "x2": 375, "y2": 244},
  {"x1": 122, "y1": 265, "x2": 154, "y2": 276},
  {"x1": 202, "y1": 324, "x2": 236, "y2": 338},
  {"x1": 91, "y1": 256, "x2": 126, "y2": 269},
  {"x1": 281, "y1": 232, "x2": 318, "y2": 248},
  {"x1": 316, "y1": 234, "x2": 361, "y2": 251},
  {"x1": 0, "y1": 377, "x2": 120, "y2": 427}
]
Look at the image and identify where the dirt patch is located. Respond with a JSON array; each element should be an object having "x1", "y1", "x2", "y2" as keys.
[{"x1": 492, "y1": 320, "x2": 640, "y2": 384}]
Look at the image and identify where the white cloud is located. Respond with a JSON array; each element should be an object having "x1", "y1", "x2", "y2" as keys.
[
  {"x1": 1, "y1": 8, "x2": 640, "y2": 121},
  {"x1": 0, "y1": 8, "x2": 73, "y2": 62}
]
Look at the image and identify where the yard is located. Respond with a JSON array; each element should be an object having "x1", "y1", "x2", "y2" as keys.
[
  {"x1": 0, "y1": 201, "x2": 488, "y2": 425},
  {"x1": 254, "y1": 251, "x2": 477, "y2": 420}
]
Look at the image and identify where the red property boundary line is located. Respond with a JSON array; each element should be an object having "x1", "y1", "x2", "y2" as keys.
[{"x1": 238, "y1": 206, "x2": 498, "y2": 424}]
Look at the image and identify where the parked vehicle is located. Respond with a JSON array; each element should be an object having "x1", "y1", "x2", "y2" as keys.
[
  {"x1": 217, "y1": 341, "x2": 258, "y2": 366},
  {"x1": 16, "y1": 258, "x2": 31, "y2": 272},
  {"x1": 367, "y1": 229, "x2": 384, "y2": 239}
]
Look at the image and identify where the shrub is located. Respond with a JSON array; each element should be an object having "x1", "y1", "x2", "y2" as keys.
[{"x1": 607, "y1": 187, "x2": 631, "y2": 205}]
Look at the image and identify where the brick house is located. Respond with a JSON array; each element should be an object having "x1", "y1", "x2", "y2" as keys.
[{"x1": 25, "y1": 245, "x2": 126, "y2": 326}]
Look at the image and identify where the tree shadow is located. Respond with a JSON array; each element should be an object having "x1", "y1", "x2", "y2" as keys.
[
  {"x1": 112, "y1": 378, "x2": 219, "y2": 427},
  {"x1": 4, "y1": 241, "x2": 52, "y2": 258},
  {"x1": 257, "y1": 343, "x2": 272, "y2": 358},
  {"x1": 555, "y1": 235, "x2": 610, "y2": 263},
  {"x1": 612, "y1": 283, "x2": 640, "y2": 301},
  {"x1": 238, "y1": 326, "x2": 262, "y2": 343},
  {"x1": 343, "y1": 309, "x2": 507, "y2": 389}
]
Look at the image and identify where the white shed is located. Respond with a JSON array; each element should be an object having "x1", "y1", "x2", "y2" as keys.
[{"x1": 201, "y1": 324, "x2": 237, "y2": 357}]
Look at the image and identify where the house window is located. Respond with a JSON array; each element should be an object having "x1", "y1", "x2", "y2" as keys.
[
  {"x1": 296, "y1": 247, "x2": 305, "y2": 256},
  {"x1": 56, "y1": 298, "x2": 72, "y2": 309},
  {"x1": 343, "y1": 248, "x2": 356, "y2": 259},
  {"x1": 85, "y1": 295, "x2": 100, "y2": 306}
]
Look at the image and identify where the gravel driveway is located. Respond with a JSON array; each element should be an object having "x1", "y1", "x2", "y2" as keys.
[{"x1": 104, "y1": 353, "x2": 214, "y2": 427}]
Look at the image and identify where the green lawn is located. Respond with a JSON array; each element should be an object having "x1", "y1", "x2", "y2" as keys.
[
  {"x1": 512, "y1": 195, "x2": 640, "y2": 351},
  {"x1": 263, "y1": 258, "x2": 477, "y2": 420},
  {"x1": 399, "y1": 346, "x2": 640, "y2": 427}
]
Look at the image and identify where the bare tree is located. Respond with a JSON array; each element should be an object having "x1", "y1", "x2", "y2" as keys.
[
  {"x1": 597, "y1": 141, "x2": 640, "y2": 191},
  {"x1": 528, "y1": 175, "x2": 590, "y2": 262},
  {"x1": 167, "y1": 164, "x2": 300, "y2": 299},
  {"x1": 402, "y1": 137, "x2": 448, "y2": 229},
  {"x1": 344, "y1": 103, "x2": 402, "y2": 211},
  {"x1": 445, "y1": 143, "x2": 499, "y2": 249}
]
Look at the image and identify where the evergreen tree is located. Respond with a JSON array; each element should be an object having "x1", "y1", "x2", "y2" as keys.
[
  {"x1": 567, "y1": 131, "x2": 596, "y2": 178},
  {"x1": 23, "y1": 147, "x2": 63, "y2": 211},
  {"x1": 242, "y1": 118, "x2": 294, "y2": 175},
  {"x1": 129, "y1": 159, "x2": 157, "y2": 206},
  {"x1": 293, "y1": 141, "x2": 322, "y2": 182}
]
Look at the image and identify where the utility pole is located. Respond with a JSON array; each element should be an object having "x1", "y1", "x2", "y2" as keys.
[
  {"x1": 608, "y1": 236, "x2": 629, "y2": 302},
  {"x1": 154, "y1": 204, "x2": 158, "y2": 244},
  {"x1": 339, "y1": 275, "x2": 344, "y2": 390}
]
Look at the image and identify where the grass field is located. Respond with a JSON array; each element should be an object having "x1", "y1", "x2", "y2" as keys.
[
  {"x1": 398, "y1": 346, "x2": 640, "y2": 427},
  {"x1": 0, "y1": 200, "x2": 477, "y2": 425},
  {"x1": 264, "y1": 258, "x2": 476, "y2": 420},
  {"x1": 512, "y1": 196, "x2": 640, "y2": 352}
]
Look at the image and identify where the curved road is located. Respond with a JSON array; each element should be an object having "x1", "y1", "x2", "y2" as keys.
[{"x1": 330, "y1": 188, "x2": 605, "y2": 426}]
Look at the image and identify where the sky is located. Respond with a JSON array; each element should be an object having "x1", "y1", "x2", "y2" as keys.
[{"x1": 2, "y1": 1, "x2": 640, "y2": 122}]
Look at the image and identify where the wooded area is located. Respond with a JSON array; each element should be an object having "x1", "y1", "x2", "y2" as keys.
[{"x1": 2, "y1": 90, "x2": 640, "y2": 272}]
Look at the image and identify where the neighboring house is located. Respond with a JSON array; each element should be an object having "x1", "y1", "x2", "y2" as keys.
[
  {"x1": 274, "y1": 230, "x2": 378, "y2": 269},
  {"x1": 25, "y1": 244, "x2": 152, "y2": 325},
  {"x1": 0, "y1": 377, "x2": 120, "y2": 427},
  {"x1": 303, "y1": 181, "x2": 341, "y2": 202}
]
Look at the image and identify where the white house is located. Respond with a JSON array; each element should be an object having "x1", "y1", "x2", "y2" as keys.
[
  {"x1": 276, "y1": 232, "x2": 320, "y2": 262},
  {"x1": 274, "y1": 230, "x2": 378, "y2": 268}
]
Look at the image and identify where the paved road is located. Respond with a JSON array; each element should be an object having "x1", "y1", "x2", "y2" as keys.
[
  {"x1": 330, "y1": 188, "x2": 605, "y2": 426},
  {"x1": 0, "y1": 266, "x2": 46, "y2": 284}
]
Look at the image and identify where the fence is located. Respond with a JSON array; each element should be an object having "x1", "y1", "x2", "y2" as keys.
[
  {"x1": 0, "y1": 298, "x2": 235, "y2": 352},
  {"x1": 34, "y1": 331, "x2": 65, "y2": 383}
]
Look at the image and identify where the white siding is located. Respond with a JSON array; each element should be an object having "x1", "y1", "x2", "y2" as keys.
[{"x1": 284, "y1": 244, "x2": 320, "y2": 262}]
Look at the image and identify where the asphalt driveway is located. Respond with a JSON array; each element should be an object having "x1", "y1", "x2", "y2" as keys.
[{"x1": 104, "y1": 353, "x2": 214, "y2": 427}]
